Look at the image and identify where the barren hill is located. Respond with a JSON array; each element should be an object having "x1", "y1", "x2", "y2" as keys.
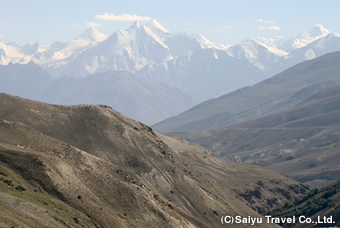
[{"x1": 0, "y1": 93, "x2": 308, "y2": 227}]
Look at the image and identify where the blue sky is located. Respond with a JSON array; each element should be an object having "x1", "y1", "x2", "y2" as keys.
[{"x1": 1, "y1": 0, "x2": 339, "y2": 45}]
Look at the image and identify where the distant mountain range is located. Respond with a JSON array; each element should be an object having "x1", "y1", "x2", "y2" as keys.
[
  {"x1": 1, "y1": 21, "x2": 340, "y2": 124},
  {"x1": 1, "y1": 22, "x2": 335, "y2": 77}
]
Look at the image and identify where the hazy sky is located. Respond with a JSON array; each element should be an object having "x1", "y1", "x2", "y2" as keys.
[{"x1": 1, "y1": 0, "x2": 339, "y2": 45}]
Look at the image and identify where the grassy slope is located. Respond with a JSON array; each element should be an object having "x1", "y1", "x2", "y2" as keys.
[{"x1": 267, "y1": 181, "x2": 340, "y2": 227}]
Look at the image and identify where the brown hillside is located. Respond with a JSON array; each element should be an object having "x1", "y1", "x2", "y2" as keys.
[{"x1": 0, "y1": 93, "x2": 308, "y2": 227}]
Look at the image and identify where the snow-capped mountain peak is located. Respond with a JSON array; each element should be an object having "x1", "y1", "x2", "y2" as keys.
[
  {"x1": 306, "y1": 24, "x2": 330, "y2": 38},
  {"x1": 115, "y1": 21, "x2": 170, "y2": 49},
  {"x1": 76, "y1": 27, "x2": 108, "y2": 44},
  {"x1": 192, "y1": 34, "x2": 229, "y2": 50},
  {"x1": 127, "y1": 20, "x2": 169, "y2": 40},
  {"x1": 253, "y1": 36, "x2": 286, "y2": 49},
  {"x1": 59, "y1": 27, "x2": 108, "y2": 53},
  {"x1": 225, "y1": 38, "x2": 288, "y2": 71},
  {"x1": 28, "y1": 28, "x2": 108, "y2": 66},
  {"x1": 0, "y1": 41, "x2": 32, "y2": 65},
  {"x1": 145, "y1": 19, "x2": 169, "y2": 34},
  {"x1": 281, "y1": 24, "x2": 331, "y2": 51},
  {"x1": 128, "y1": 21, "x2": 141, "y2": 30}
]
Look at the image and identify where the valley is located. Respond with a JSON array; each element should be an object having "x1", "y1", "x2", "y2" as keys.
[{"x1": 159, "y1": 52, "x2": 340, "y2": 189}]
